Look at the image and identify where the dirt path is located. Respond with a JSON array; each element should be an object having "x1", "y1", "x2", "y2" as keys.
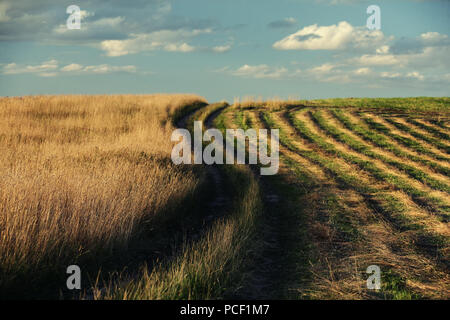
[
  {"x1": 176, "y1": 104, "x2": 231, "y2": 225},
  {"x1": 217, "y1": 107, "x2": 290, "y2": 299}
]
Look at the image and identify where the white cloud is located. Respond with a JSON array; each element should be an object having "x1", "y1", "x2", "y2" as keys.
[
  {"x1": 406, "y1": 71, "x2": 424, "y2": 80},
  {"x1": 164, "y1": 43, "x2": 195, "y2": 52},
  {"x1": 53, "y1": 16, "x2": 125, "y2": 35},
  {"x1": 0, "y1": 0, "x2": 178, "y2": 43},
  {"x1": 273, "y1": 21, "x2": 389, "y2": 51},
  {"x1": 380, "y1": 71, "x2": 402, "y2": 79},
  {"x1": 406, "y1": 46, "x2": 450, "y2": 68},
  {"x1": 39, "y1": 72, "x2": 58, "y2": 77},
  {"x1": 60, "y1": 63, "x2": 83, "y2": 72},
  {"x1": 2, "y1": 60, "x2": 137, "y2": 76},
  {"x1": 3, "y1": 59, "x2": 58, "y2": 75},
  {"x1": 81, "y1": 64, "x2": 136, "y2": 74},
  {"x1": 79, "y1": 10, "x2": 95, "y2": 21},
  {"x1": 309, "y1": 63, "x2": 336, "y2": 74},
  {"x1": 274, "y1": 21, "x2": 353, "y2": 50},
  {"x1": 100, "y1": 28, "x2": 212, "y2": 56},
  {"x1": 100, "y1": 40, "x2": 130, "y2": 57},
  {"x1": 223, "y1": 64, "x2": 289, "y2": 79},
  {"x1": 216, "y1": 58, "x2": 447, "y2": 87},
  {"x1": 353, "y1": 67, "x2": 371, "y2": 75},
  {"x1": 352, "y1": 45, "x2": 450, "y2": 69},
  {"x1": 212, "y1": 44, "x2": 232, "y2": 53},
  {"x1": 420, "y1": 32, "x2": 448, "y2": 42},
  {"x1": 351, "y1": 54, "x2": 400, "y2": 66},
  {"x1": 376, "y1": 45, "x2": 390, "y2": 54}
]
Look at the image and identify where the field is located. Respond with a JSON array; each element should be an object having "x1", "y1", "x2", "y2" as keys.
[{"x1": 0, "y1": 96, "x2": 449, "y2": 299}]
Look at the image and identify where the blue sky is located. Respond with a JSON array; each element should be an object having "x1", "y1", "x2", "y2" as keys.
[{"x1": 0, "y1": 0, "x2": 449, "y2": 102}]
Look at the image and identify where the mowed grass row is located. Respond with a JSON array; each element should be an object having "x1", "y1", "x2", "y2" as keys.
[
  {"x1": 429, "y1": 118, "x2": 450, "y2": 131},
  {"x1": 385, "y1": 118, "x2": 450, "y2": 154},
  {"x1": 248, "y1": 107, "x2": 449, "y2": 299},
  {"x1": 406, "y1": 118, "x2": 450, "y2": 142},
  {"x1": 309, "y1": 110, "x2": 450, "y2": 193},
  {"x1": 246, "y1": 109, "x2": 377, "y2": 298},
  {"x1": 360, "y1": 115, "x2": 450, "y2": 162},
  {"x1": 331, "y1": 109, "x2": 450, "y2": 177},
  {"x1": 266, "y1": 109, "x2": 449, "y2": 240},
  {"x1": 287, "y1": 108, "x2": 449, "y2": 220}
]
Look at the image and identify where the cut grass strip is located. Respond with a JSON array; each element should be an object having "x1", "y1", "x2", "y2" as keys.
[
  {"x1": 286, "y1": 109, "x2": 449, "y2": 220},
  {"x1": 385, "y1": 118, "x2": 450, "y2": 154},
  {"x1": 310, "y1": 110, "x2": 450, "y2": 194},
  {"x1": 429, "y1": 119, "x2": 450, "y2": 131},
  {"x1": 360, "y1": 115, "x2": 450, "y2": 162},
  {"x1": 331, "y1": 109, "x2": 450, "y2": 177},
  {"x1": 406, "y1": 118, "x2": 450, "y2": 141},
  {"x1": 222, "y1": 107, "x2": 314, "y2": 299},
  {"x1": 249, "y1": 111, "x2": 374, "y2": 298},
  {"x1": 259, "y1": 110, "x2": 448, "y2": 299},
  {"x1": 262, "y1": 110, "x2": 376, "y2": 195},
  {"x1": 234, "y1": 107, "x2": 253, "y2": 131}
]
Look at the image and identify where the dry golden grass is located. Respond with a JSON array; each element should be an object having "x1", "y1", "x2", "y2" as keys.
[
  {"x1": 0, "y1": 94, "x2": 207, "y2": 287},
  {"x1": 233, "y1": 96, "x2": 301, "y2": 110}
]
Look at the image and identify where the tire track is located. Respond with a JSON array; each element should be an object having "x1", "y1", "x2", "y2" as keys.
[
  {"x1": 176, "y1": 103, "x2": 231, "y2": 223},
  {"x1": 224, "y1": 107, "x2": 285, "y2": 299}
]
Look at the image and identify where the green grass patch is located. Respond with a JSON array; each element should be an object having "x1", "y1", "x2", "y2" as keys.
[{"x1": 302, "y1": 97, "x2": 450, "y2": 114}]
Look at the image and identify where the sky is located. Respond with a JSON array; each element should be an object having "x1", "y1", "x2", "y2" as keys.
[{"x1": 0, "y1": 0, "x2": 449, "y2": 102}]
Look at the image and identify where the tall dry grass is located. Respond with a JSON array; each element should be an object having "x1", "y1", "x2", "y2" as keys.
[
  {"x1": 233, "y1": 96, "x2": 301, "y2": 110},
  {"x1": 0, "y1": 94, "x2": 207, "y2": 292}
]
